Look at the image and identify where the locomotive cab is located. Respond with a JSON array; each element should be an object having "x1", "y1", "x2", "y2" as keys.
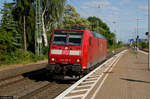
[{"x1": 46, "y1": 29, "x2": 85, "y2": 76}]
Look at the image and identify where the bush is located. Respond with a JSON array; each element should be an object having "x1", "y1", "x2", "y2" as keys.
[
  {"x1": 0, "y1": 54, "x2": 11, "y2": 64},
  {"x1": 0, "y1": 49, "x2": 47, "y2": 66},
  {"x1": 139, "y1": 41, "x2": 148, "y2": 49},
  {"x1": 107, "y1": 41, "x2": 123, "y2": 50},
  {"x1": 42, "y1": 46, "x2": 49, "y2": 55},
  {"x1": 10, "y1": 50, "x2": 34, "y2": 63}
]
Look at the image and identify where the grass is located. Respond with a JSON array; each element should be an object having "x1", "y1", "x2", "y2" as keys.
[
  {"x1": 0, "y1": 49, "x2": 48, "y2": 66},
  {"x1": 130, "y1": 49, "x2": 138, "y2": 55}
]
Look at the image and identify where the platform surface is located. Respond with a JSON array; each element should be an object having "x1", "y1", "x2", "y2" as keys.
[{"x1": 87, "y1": 50, "x2": 150, "y2": 99}]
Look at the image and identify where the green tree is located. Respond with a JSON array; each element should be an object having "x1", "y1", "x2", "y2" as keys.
[
  {"x1": 0, "y1": 2, "x2": 20, "y2": 53},
  {"x1": 0, "y1": 27, "x2": 15, "y2": 54},
  {"x1": 87, "y1": 16, "x2": 110, "y2": 35},
  {"x1": 87, "y1": 16, "x2": 116, "y2": 48},
  {"x1": 13, "y1": 0, "x2": 35, "y2": 52},
  {"x1": 106, "y1": 32, "x2": 116, "y2": 48},
  {"x1": 41, "y1": 0, "x2": 66, "y2": 46},
  {"x1": 139, "y1": 41, "x2": 148, "y2": 49},
  {"x1": 62, "y1": 4, "x2": 90, "y2": 28}
]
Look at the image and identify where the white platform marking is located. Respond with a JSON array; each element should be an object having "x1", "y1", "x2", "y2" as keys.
[
  {"x1": 89, "y1": 75, "x2": 100, "y2": 78},
  {"x1": 70, "y1": 89, "x2": 88, "y2": 93},
  {"x1": 63, "y1": 95, "x2": 84, "y2": 99},
  {"x1": 76, "y1": 84, "x2": 92, "y2": 88},
  {"x1": 138, "y1": 50, "x2": 148, "y2": 55},
  {"x1": 81, "y1": 80, "x2": 95, "y2": 84},
  {"x1": 86, "y1": 77, "x2": 98, "y2": 81}
]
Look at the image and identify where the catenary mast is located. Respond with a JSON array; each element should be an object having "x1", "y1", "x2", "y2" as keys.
[{"x1": 35, "y1": 0, "x2": 42, "y2": 56}]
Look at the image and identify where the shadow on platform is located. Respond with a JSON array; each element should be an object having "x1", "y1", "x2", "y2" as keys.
[
  {"x1": 120, "y1": 78, "x2": 150, "y2": 84},
  {"x1": 135, "y1": 62, "x2": 148, "y2": 65}
]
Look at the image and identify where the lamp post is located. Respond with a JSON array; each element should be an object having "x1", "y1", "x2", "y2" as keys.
[
  {"x1": 112, "y1": 21, "x2": 117, "y2": 50},
  {"x1": 136, "y1": 18, "x2": 143, "y2": 51},
  {"x1": 148, "y1": 0, "x2": 150, "y2": 70}
]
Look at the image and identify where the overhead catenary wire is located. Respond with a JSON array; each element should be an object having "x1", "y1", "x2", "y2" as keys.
[
  {"x1": 69, "y1": 0, "x2": 120, "y2": 32},
  {"x1": 68, "y1": 0, "x2": 91, "y2": 17},
  {"x1": 68, "y1": 0, "x2": 106, "y2": 32},
  {"x1": 69, "y1": 0, "x2": 112, "y2": 19}
]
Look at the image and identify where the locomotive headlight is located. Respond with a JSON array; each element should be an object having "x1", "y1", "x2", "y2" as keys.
[
  {"x1": 74, "y1": 59, "x2": 80, "y2": 62},
  {"x1": 77, "y1": 59, "x2": 80, "y2": 62},
  {"x1": 51, "y1": 58, "x2": 57, "y2": 61},
  {"x1": 83, "y1": 66, "x2": 86, "y2": 69},
  {"x1": 51, "y1": 58, "x2": 55, "y2": 61}
]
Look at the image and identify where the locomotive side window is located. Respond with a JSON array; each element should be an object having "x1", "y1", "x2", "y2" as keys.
[
  {"x1": 52, "y1": 33, "x2": 67, "y2": 45},
  {"x1": 89, "y1": 37, "x2": 91, "y2": 46}
]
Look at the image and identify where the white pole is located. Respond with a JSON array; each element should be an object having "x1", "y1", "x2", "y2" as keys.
[
  {"x1": 136, "y1": 18, "x2": 139, "y2": 51},
  {"x1": 148, "y1": 0, "x2": 150, "y2": 70}
]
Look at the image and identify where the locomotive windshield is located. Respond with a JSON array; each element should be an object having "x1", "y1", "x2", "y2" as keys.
[
  {"x1": 53, "y1": 30, "x2": 83, "y2": 45},
  {"x1": 52, "y1": 34, "x2": 67, "y2": 45},
  {"x1": 68, "y1": 34, "x2": 82, "y2": 45}
]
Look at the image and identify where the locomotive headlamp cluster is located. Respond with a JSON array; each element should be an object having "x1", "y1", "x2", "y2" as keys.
[
  {"x1": 77, "y1": 59, "x2": 80, "y2": 62},
  {"x1": 51, "y1": 58, "x2": 55, "y2": 61},
  {"x1": 83, "y1": 66, "x2": 86, "y2": 69},
  {"x1": 74, "y1": 59, "x2": 80, "y2": 62},
  {"x1": 51, "y1": 58, "x2": 57, "y2": 61}
]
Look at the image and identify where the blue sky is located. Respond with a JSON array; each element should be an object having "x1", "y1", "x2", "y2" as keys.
[
  {"x1": 67, "y1": 0, "x2": 148, "y2": 43},
  {"x1": 0, "y1": 0, "x2": 148, "y2": 43}
]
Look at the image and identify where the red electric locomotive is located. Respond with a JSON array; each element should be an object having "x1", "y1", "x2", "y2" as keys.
[{"x1": 46, "y1": 28, "x2": 107, "y2": 77}]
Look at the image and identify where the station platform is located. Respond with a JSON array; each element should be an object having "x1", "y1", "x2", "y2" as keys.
[{"x1": 87, "y1": 50, "x2": 150, "y2": 99}]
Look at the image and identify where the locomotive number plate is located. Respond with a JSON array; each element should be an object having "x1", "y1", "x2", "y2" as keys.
[{"x1": 60, "y1": 59, "x2": 71, "y2": 62}]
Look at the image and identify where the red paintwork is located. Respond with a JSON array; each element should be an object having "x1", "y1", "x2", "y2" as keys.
[{"x1": 48, "y1": 29, "x2": 107, "y2": 70}]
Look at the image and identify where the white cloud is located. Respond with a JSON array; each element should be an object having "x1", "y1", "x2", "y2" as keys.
[
  {"x1": 110, "y1": 6, "x2": 120, "y2": 12},
  {"x1": 119, "y1": 0, "x2": 131, "y2": 6},
  {"x1": 105, "y1": 6, "x2": 120, "y2": 13},
  {"x1": 79, "y1": 1, "x2": 120, "y2": 28},
  {"x1": 124, "y1": 0, "x2": 131, "y2": 3},
  {"x1": 135, "y1": 3, "x2": 148, "y2": 16},
  {"x1": 137, "y1": 5, "x2": 148, "y2": 11},
  {"x1": 83, "y1": 0, "x2": 110, "y2": 9},
  {"x1": 80, "y1": 0, "x2": 120, "y2": 18}
]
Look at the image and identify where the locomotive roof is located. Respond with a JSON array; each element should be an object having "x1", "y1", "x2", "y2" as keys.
[
  {"x1": 54, "y1": 29, "x2": 106, "y2": 40},
  {"x1": 91, "y1": 32, "x2": 106, "y2": 40}
]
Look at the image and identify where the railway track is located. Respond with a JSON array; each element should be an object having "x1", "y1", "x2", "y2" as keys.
[
  {"x1": 18, "y1": 82, "x2": 71, "y2": 99},
  {"x1": 0, "y1": 68, "x2": 71, "y2": 99},
  {"x1": 19, "y1": 82, "x2": 52, "y2": 99},
  {"x1": 0, "y1": 68, "x2": 46, "y2": 89},
  {"x1": 0, "y1": 74, "x2": 26, "y2": 88}
]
